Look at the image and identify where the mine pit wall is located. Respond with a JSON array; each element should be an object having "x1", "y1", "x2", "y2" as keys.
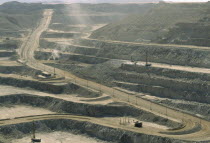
[
  {"x1": 160, "y1": 100, "x2": 210, "y2": 120},
  {"x1": 0, "y1": 94, "x2": 179, "y2": 128},
  {"x1": 41, "y1": 31, "x2": 82, "y2": 38},
  {"x1": 0, "y1": 76, "x2": 100, "y2": 97},
  {"x1": 0, "y1": 43, "x2": 18, "y2": 50},
  {"x1": 115, "y1": 81, "x2": 181, "y2": 99},
  {"x1": 113, "y1": 72, "x2": 210, "y2": 95},
  {"x1": 0, "y1": 66, "x2": 41, "y2": 76},
  {"x1": 40, "y1": 39, "x2": 99, "y2": 56},
  {"x1": 112, "y1": 72, "x2": 210, "y2": 104},
  {"x1": 63, "y1": 45, "x2": 99, "y2": 56},
  {"x1": 121, "y1": 64, "x2": 210, "y2": 81},
  {"x1": 0, "y1": 119, "x2": 188, "y2": 143},
  {"x1": 114, "y1": 81, "x2": 210, "y2": 105},
  {"x1": 40, "y1": 39, "x2": 57, "y2": 48},
  {"x1": 0, "y1": 51, "x2": 15, "y2": 57},
  {"x1": 78, "y1": 39, "x2": 210, "y2": 68},
  {"x1": 0, "y1": 66, "x2": 24, "y2": 74},
  {"x1": 35, "y1": 51, "x2": 108, "y2": 64},
  {"x1": 0, "y1": 31, "x2": 22, "y2": 38},
  {"x1": 0, "y1": 76, "x2": 63, "y2": 94}
]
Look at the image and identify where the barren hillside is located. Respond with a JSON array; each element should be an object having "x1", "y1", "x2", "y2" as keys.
[{"x1": 90, "y1": 3, "x2": 208, "y2": 44}]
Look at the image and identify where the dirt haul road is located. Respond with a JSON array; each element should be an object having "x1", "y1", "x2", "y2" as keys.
[
  {"x1": 17, "y1": 9, "x2": 210, "y2": 142},
  {"x1": 0, "y1": 114, "x2": 204, "y2": 140}
]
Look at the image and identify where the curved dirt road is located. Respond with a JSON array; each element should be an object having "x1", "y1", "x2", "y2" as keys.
[{"x1": 0, "y1": 113, "x2": 205, "y2": 141}]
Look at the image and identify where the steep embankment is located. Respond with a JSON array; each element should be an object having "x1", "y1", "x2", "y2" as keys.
[
  {"x1": 1, "y1": 119, "x2": 187, "y2": 143},
  {"x1": 0, "y1": 76, "x2": 100, "y2": 97},
  {"x1": 77, "y1": 38, "x2": 210, "y2": 68}
]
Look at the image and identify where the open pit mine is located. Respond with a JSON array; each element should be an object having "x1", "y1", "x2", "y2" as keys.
[{"x1": 1, "y1": 1, "x2": 210, "y2": 143}]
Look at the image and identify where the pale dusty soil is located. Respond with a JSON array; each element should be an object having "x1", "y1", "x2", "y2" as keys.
[
  {"x1": 43, "y1": 38, "x2": 99, "y2": 50},
  {"x1": 101, "y1": 117, "x2": 169, "y2": 130},
  {"x1": 0, "y1": 56, "x2": 21, "y2": 66},
  {"x1": 65, "y1": 13, "x2": 125, "y2": 16},
  {"x1": 0, "y1": 50, "x2": 13, "y2": 52},
  {"x1": 47, "y1": 29, "x2": 81, "y2": 33},
  {"x1": 0, "y1": 61, "x2": 21, "y2": 66},
  {"x1": 124, "y1": 61, "x2": 210, "y2": 74},
  {"x1": 12, "y1": 131, "x2": 110, "y2": 143},
  {"x1": 67, "y1": 24, "x2": 87, "y2": 27},
  {"x1": 91, "y1": 24, "x2": 107, "y2": 31},
  {"x1": 43, "y1": 38, "x2": 75, "y2": 45},
  {"x1": 0, "y1": 105, "x2": 55, "y2": 119},
  {"x1": 0, "y1": 85, "x2": 113, "y2": 105},
  {"x1": 0, "y1": 57, "x2": 11, "y2": 61},
  {"x1": 143, "y1": 94, "x2": 167, "y2": 101}
]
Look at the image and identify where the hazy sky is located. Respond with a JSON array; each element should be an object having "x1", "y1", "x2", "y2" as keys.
[{"x1": 0, "y1": 0, "x2": 209, "y2": 4}]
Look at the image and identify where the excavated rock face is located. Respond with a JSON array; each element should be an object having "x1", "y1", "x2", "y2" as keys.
[
  {"x1": 0, "y1": 76, "x2": 64, "y2": 94},
  {"x1": 0, "y1": 76, "x2": 100, "y2": 96},
  {"x1": 0, "y1": 94, "x2": 180, "y2": 128},
  {"x1": 1, "y1": 119, "x2": 188, "y2": 143},
  {"x1": 77, "y1": 39, "x2": 210, "y2": 68},
  {"x1": 0, "y1": 51, "x2": 15, "y2": 57},
  {"x1": 34, "y1": 51, "x2": 109, "y2": 64}
]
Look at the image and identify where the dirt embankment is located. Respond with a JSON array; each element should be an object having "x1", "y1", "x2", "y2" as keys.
[
  {"x1": 157, "y1": 99, "x2": 210, "y2": 120},
  {"x1": 0, "y1": 51, "x2": 15, "y2": 57},
  {"x1": 40, "y1": 39, "x2": 99, "y2": 56},
  {"x1": 0, "y1": 76, "x2": 63, "y2": 94},
  {"x1": 0, "y1": 76, "x2": 99, "y2": 97},
  {"x1": 0, "y1": 66, "x2": 40, "y2": 77},
  {"x1": 41, "y1": 38, "x2": 210, "y2": 68},
  {"x1": 35, "y1": 51, "x2": 109, "y2": 64},
  {"x1": 121, "y1": 64, "x2": 210, "y2": 81},
  {"x1": 112, "y1": 64, "x2": 210, "y2": 103},
  {"x1": 113, "y1": 72, "x2": 210, "y2": 103},
  {"x1": 0, "y1": 43, "x2": 18, "y2": 50},
  {"x1": 0, "y1": 119, "x2": 188, "y2": 143},
  {"x1": 41, "y1": 31, "x2": 82, "y2": 39},
  {"x1": 77, "y1": 39, "x2": 210, "y2": 68},
  {"x1": 0, "y1": 94, "x2": 179, "y2": 128}
]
